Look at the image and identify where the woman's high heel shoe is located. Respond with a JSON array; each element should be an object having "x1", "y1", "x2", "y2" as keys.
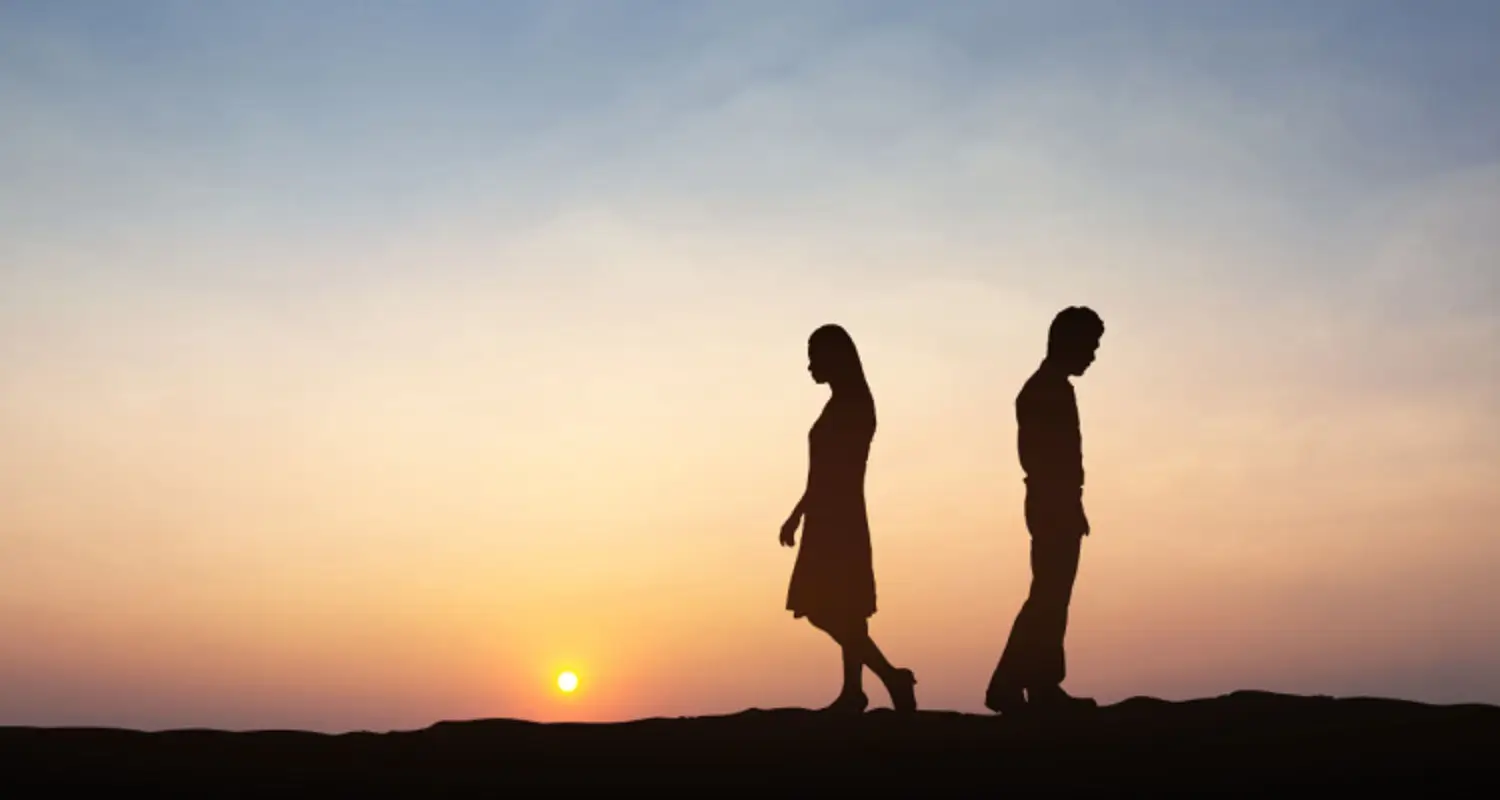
[
  {"x1": 822, "y1": 690, "x2": 868, "y2": 714},
  {"x1": 886, "y1": 669, "x2": 918, "y2": 713}
]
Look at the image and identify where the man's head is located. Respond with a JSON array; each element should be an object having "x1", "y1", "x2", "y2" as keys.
[{"x1": 1046, "y1": 306, "x2": 1104, "y2": 376}]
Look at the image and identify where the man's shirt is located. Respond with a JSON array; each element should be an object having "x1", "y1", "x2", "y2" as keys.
[{"x1": 1016, "y1": 366, "x2": 1083, "y2": 491}]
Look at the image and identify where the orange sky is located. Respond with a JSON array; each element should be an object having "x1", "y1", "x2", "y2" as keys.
[{"x1": 3, "y1": 246, "x2": 1495, "y2": 730}]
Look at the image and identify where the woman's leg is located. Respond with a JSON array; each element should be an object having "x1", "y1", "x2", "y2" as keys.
[
  {"x1": 840, "y1": 641, "x2": 863, "y2": 696},
  {"x1": 811, "y1": 616, "x2": 915, "y2": 711},
  {"x1": 853, "y1": 618, "x2": 897, "y2": 682},
  {"x1": 857, "y1": 619, "x2": 918, "y2": 712},
  {"x1": 808, "y1": 616, "x2": 866, "y2": 703}
]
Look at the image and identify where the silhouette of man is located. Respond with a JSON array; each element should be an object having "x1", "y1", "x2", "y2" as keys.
[{"x1": 986, "y1": 306, "x2": 1104, "y2": 715}]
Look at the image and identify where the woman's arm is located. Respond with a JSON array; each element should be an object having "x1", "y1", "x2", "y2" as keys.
[
  {"x1": 789, "y1": 459, "x2": 812, "y2": 519},
  {"x1": 780, "y1": 450, "x2": 813, "y2": 546}
]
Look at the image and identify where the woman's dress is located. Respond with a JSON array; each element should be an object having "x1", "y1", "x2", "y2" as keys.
[{"x1": 786, "y1": 394, "x2": 877, "y2": 621}]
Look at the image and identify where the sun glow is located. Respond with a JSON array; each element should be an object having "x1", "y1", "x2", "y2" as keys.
[{"x1": 557, "y1": 671, "x2": 579, "y2": 693}]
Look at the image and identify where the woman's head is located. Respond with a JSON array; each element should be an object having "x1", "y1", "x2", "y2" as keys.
[{"x1": 807, "y1": 324, "x2": 867, "y2": 389}]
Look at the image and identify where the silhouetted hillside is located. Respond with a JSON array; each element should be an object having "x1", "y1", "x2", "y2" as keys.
[{"x1": 3, "y1": 691, "x2": 1496, "y2": 792}]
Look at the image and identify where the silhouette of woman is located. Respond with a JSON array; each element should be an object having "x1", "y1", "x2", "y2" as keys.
[{"x1": 780, "y1": 324, "x2": 917, "y2": 713}]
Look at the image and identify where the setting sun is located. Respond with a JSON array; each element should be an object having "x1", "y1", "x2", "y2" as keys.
[{"x1": 557, "y1": 672, "x2": 579, "y2": 694}]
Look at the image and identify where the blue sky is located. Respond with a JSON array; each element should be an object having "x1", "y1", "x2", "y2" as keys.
[
  {"x1": 3, "y1": 2, "x2": 1495, "y2": 351},
  {"x1": 6, "y1": 1, "x2": 1498, "y2": 236},
  {"x1": 9, "y1": 0, "x2": 1485, "y2": 389}
]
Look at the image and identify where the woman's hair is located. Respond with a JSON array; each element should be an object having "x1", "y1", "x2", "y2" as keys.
[{"x1": 810, "y1": 323, "x2": 870, "y2": 394}]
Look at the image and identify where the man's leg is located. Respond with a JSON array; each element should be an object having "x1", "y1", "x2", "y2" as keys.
[
  {"x1": 986, "y1": 538, "x2": 1047, "y2": 713},
  {"x1": 1028, "y1": 530, "x2": 1081, "y2": 689},
  {"x1": 988, "y1": 487, "x2": 1089, "y2": 713},
  {"x1": 986, "y1": 613, "x2": 1032, "y2": 712},
  {"x1": 1026, "y1": 530, "x2": 1093, "y2": 711}
]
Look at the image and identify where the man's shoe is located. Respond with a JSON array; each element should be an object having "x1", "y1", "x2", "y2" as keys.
[{"x1": 985, "y1": 677, "x2": 1027, "y2": 715}]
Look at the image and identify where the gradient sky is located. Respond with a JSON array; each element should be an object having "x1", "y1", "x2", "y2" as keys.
[{"x1": 2, "y1": 1, "x2": 1497, "y2": 732}]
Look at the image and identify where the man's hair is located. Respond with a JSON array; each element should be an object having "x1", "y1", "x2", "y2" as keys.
[{"x1": 1048, "y1": 306, "x2": 1104, "y2": 354}]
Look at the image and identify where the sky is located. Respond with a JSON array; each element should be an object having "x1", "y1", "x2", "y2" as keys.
[{"x1": 2, "y1": 0, "x2": 1497, "y2": 732}]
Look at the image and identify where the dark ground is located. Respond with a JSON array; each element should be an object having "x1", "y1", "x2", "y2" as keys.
[{"x1": 3, "y1": 691, "x2": 1497, "y2": 794}]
